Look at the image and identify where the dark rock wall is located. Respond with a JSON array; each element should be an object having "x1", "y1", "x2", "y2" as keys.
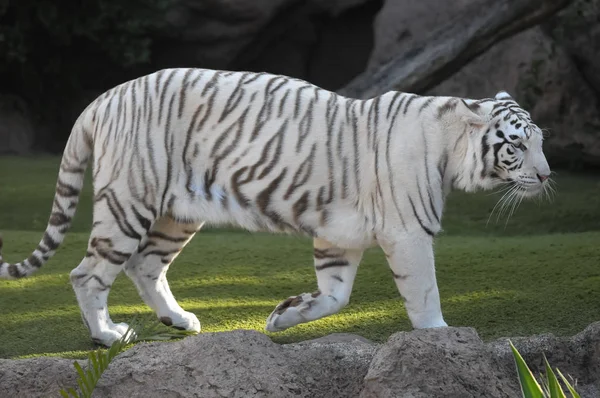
[{"x1": 1, "y1": 0, "x2": 599, "y2": 168}]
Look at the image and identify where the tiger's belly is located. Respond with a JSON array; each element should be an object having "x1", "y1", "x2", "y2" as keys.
[{"x1": 169, "y1": 181, "x2": 375, "y2": 249}]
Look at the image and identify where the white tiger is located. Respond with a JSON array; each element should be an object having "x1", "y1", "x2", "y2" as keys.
[{"x1": 0, "y1": 68, "x2": 551, "y2": 347}]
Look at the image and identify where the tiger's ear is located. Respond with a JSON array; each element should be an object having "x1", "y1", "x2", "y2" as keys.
[
  {"x1": 495, "y1": 91, "x2": 514, "y2": 101},
  {"x1": 457, "y1": 99, "x2": 486, "y2": 129}
]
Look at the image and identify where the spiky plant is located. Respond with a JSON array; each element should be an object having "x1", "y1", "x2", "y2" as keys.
[
  {"x1": 60, "y1": 315, "x2": 196, "y2": 398},
  {"x1": 509, "y1": 340, "x2": 581, "y2": 398}
]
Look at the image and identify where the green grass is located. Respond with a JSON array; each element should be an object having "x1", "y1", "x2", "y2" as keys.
[{"x1": 0, "y1": 156, "x2": 599, "y2": 359}]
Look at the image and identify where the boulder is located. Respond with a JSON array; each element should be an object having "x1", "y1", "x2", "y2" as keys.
[
  {"x1": 0, "y1": 356, "x2": 82, "y2": 398},
  {"x1": 360, "y1": 327, "x2": 520, "y2": 398},
  {"x1": 1, "y1": 323, "x2": 598, "y2": 398},
  {"x1": 361, "y1": 322, "x2": 600, "y2": 398},
  {"x1": 154, "y1": 0, "x2": 294, "y2": 70},
  {"x1": 154, "y1": 0, "x2": 375, "y2": 83},
  {"x1": 92, "y1": 330, "x2": 377, "y2": 398},
  {"x1": 427, "y1": 27, "x2": 600, "y2": 167},
  {"x1": 490, "y1": 321, "x2": 600, "y2": 398},
  {"x1": 548, "y1": 0, "x2": 600, "y2": 95},
  {"x1": 367, "y1": 0, "x2": 476, "y2": 73},
  {"x1": 365, "y1": 0, "x2": 600, "y2": 166}
]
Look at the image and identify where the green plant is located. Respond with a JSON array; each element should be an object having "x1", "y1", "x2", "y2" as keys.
[
  {"x1": 59, "y1": 315, "x2": 195, "y2": 398},
  {"x1": 509, "y1": 340, "x2": 581, "y2": 398}
]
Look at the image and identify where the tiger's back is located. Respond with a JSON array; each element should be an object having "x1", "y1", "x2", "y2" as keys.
[{"x1": 89, "y1": 68, "x2": 376, "y2": 248}]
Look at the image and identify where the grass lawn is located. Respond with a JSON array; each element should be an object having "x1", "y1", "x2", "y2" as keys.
[{"x1": 0, "y1": 155, "x2": 599, "y2": 359}]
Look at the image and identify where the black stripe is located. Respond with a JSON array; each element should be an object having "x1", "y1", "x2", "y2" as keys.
[
  {"x1": 403, "y1": 95, "x2": 417, "y2": 114},
  {"x1": 418, "y1": 97, "x2": 435, "y2": 114},
  {"x1": 386, "y1": 92, "x2": 402, "y2": 119},
  {"x1": 480, "y1": 133, "x2": 490, "y2": 178},
  {"x1": 147, "y1": 230, "x2": 190, "y2": 243},
  {"x1": 160, "y1": 94, "x2": 176, "y2": 212},
  {"x1": 131, "y1": 205, "x2": 152, "y2": 231},
  {"x1": 27, "y1": 255, "x2": 42, "y2": 268},
  {"x1": 408, "y1": 196, "x2": 434, "y2": 237},
  {"x1": 56, "y1": 179, "x2": 80, "y2": 197},
  {"x1": 314, "y1": 248, "x2": 340, "y2": 259},
  {"x1": 145, "y1": 248, "x2": 181, "y2": 257},
  {"x1": 385, "y1": 98, "x2": 407, "y2": 229},
  {"x1": 315, "y1": 259, "x2": 350, "y2": 271},
  {"x1": 42, "y1": 232, "x2": 59, "y2": 251},
  {"x1": 392, "y1": 272, "x2": 409, "y2": 280}
]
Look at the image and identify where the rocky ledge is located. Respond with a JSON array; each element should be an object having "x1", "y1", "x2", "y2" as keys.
[{"x1": 1, "y1": 323, "x2": 598, "y2": 398}]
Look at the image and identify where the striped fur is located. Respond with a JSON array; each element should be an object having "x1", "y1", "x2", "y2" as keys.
[{"x1": 0, "y1": 69, "x2": 551, "y2": 346}]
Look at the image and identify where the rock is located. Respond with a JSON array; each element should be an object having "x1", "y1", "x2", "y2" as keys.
[
  {"x1": 361, "y1": 323, "x2": 600, "y2": 398},
  {"x1": 431, "y1": 28, "x2": 600, "y2": 166},
  {"x1": 153, "y1": 0, "x2": 294, "y2": 69},
  {"x1": 154, "y1": 0, "x2": 373, "y2": 72},
  {"x1": 0, "y1": 94, "x2": 35, "y2": 155},
  {"x1": 489, "y1": 321, "x2": 600, "y2": 397},
  {"x1": 154, "y1": 0, "x2": 377, "y2": 92},
  {"x1": 0, "y1": 356, "x2": 82, "y2": 398},
  {"x1": 367, "y1": 0, "x2": 476, "y2": 72},
  {"x1": 92, "y1": 329, "x2": 377, "y2": 398},
  {"x1": 548, "y1": 0, "x2": 600, "y2": 95},
  {"x1": 360, "y1": 327, "x2": 521, "y2": 398},
  {"x1": 1, "y1": 323, "x2": 599, "y2": 397},
  {"x1": 427, "y1": 27, "x2": 600, "y2": 168},
  {"x1": 366, "y1": 0, "x2": 600, "y2": 166}
]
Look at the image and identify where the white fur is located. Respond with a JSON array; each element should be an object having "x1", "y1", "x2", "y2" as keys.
[{"x1": 0, "y1": 69, "x2": 550, "y2": 346}]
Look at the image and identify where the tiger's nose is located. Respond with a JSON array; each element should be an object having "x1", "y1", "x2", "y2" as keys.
[{"x1": 536, "y1": 173, "x2": 549, "y2": 182}]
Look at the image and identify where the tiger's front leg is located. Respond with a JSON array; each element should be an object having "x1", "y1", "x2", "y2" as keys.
[
  {"x1": 380, "y1": 234, "x2": 448, "y2": 329},
  {"x1": 265, "y1": 238, "x2": 363, "y2": 332}
]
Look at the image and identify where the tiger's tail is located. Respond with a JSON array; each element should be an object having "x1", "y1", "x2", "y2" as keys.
[{"x1": 0, "y1": 111, "x2": 94, "y2": 279}]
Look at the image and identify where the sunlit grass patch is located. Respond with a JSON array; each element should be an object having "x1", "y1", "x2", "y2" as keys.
[{"x1": 0, "y1": 156, "x2": 599, "y2": 358}]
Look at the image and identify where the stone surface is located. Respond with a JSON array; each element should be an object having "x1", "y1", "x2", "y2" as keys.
[
  {"x1": 154, "y1": 0, "x2": 293, "y2": 70},
  {"x1": 365, "y1": 0, "x2": 600, "y2": 166},
  {"x1": 367, "y1": 0, "x2": 476, "y2": 72},
  {"x1": 1, "y1": 323, "x2": 599, "y2": 397},
  {"x1": 0, "y1": 356, "x2": 82, "y2": 398},
  {"x1": 92, "y1": 330, "x2": 377, "y2": 398},
  {"x1": 427, "y1": 26, "x2": 600, "y2": 166},
  {"x1": 490, "y1": 321, "x2": 600, "y2": 397},
  {"x1": 548, "y1": 0, "x2": 600, "y2": 95},
  {"x1": 360, "y1": 327, "x2": 521, "y2": 398},
  {"x1": 154, "y1": 0, "x2": 376, "y2": 86}
]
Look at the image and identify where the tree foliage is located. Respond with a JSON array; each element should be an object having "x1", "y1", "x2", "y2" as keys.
[
  {"x1": 0, "y1": 0, "x2": 170, "y2": 68},
  {"x1": 0, "y1": 0, "x2": 172, "y2": 147}
]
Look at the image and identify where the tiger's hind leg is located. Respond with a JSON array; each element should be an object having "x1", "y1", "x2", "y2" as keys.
[
  {"x1": 69, "y1": 200, "x2": 150, "y2": 347},
  {"x1": 265, "y1": 238, "x2": 363, "y2": 332},
  {"x1": 124, "y1": 215, "x2": 202, "y2": 333}
]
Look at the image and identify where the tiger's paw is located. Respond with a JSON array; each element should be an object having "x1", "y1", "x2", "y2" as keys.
[
  {"x1": 91, "y1": 322, "x2": 136, "y2": 347},
  {"x1": 160, "y1": 311, "x2": 201, "y2": 333},
  {"x1": 265, "y1": 292, "x2": 316, "y2": 332}
]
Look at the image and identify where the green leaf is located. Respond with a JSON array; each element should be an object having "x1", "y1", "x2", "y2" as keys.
[
  {"x1": 89, "y1": 351, "x2": 100, "y2": 379},
  {"x1": 66, "y1": 387, "x2": 80, "y2": 398},
  {"x1": 539, "y1": 372, "x2": 550, "y2": 397},
  {"x1": 76, "y1": 379, "x2": 87, "y2": 398},
  {"x1": 544, "y1": 355, "x2": 566, "y2": 398},
  {"x1": 59, "y1": 390, "x2": 72, "y2": 398},
  {"x1": 509, "y1": 340, "x2": 544, "y2": 398},
  {"x1": 556, "y1": 369, "x2": 582, "y2": 398},
  {"x1": 73, "y1": 361, "x2": 91, "y2": 397}
]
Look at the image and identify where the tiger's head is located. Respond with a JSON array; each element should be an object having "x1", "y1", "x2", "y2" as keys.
[{"x1": 458, "y1": 91, "x2": 552, "y2": 199}]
